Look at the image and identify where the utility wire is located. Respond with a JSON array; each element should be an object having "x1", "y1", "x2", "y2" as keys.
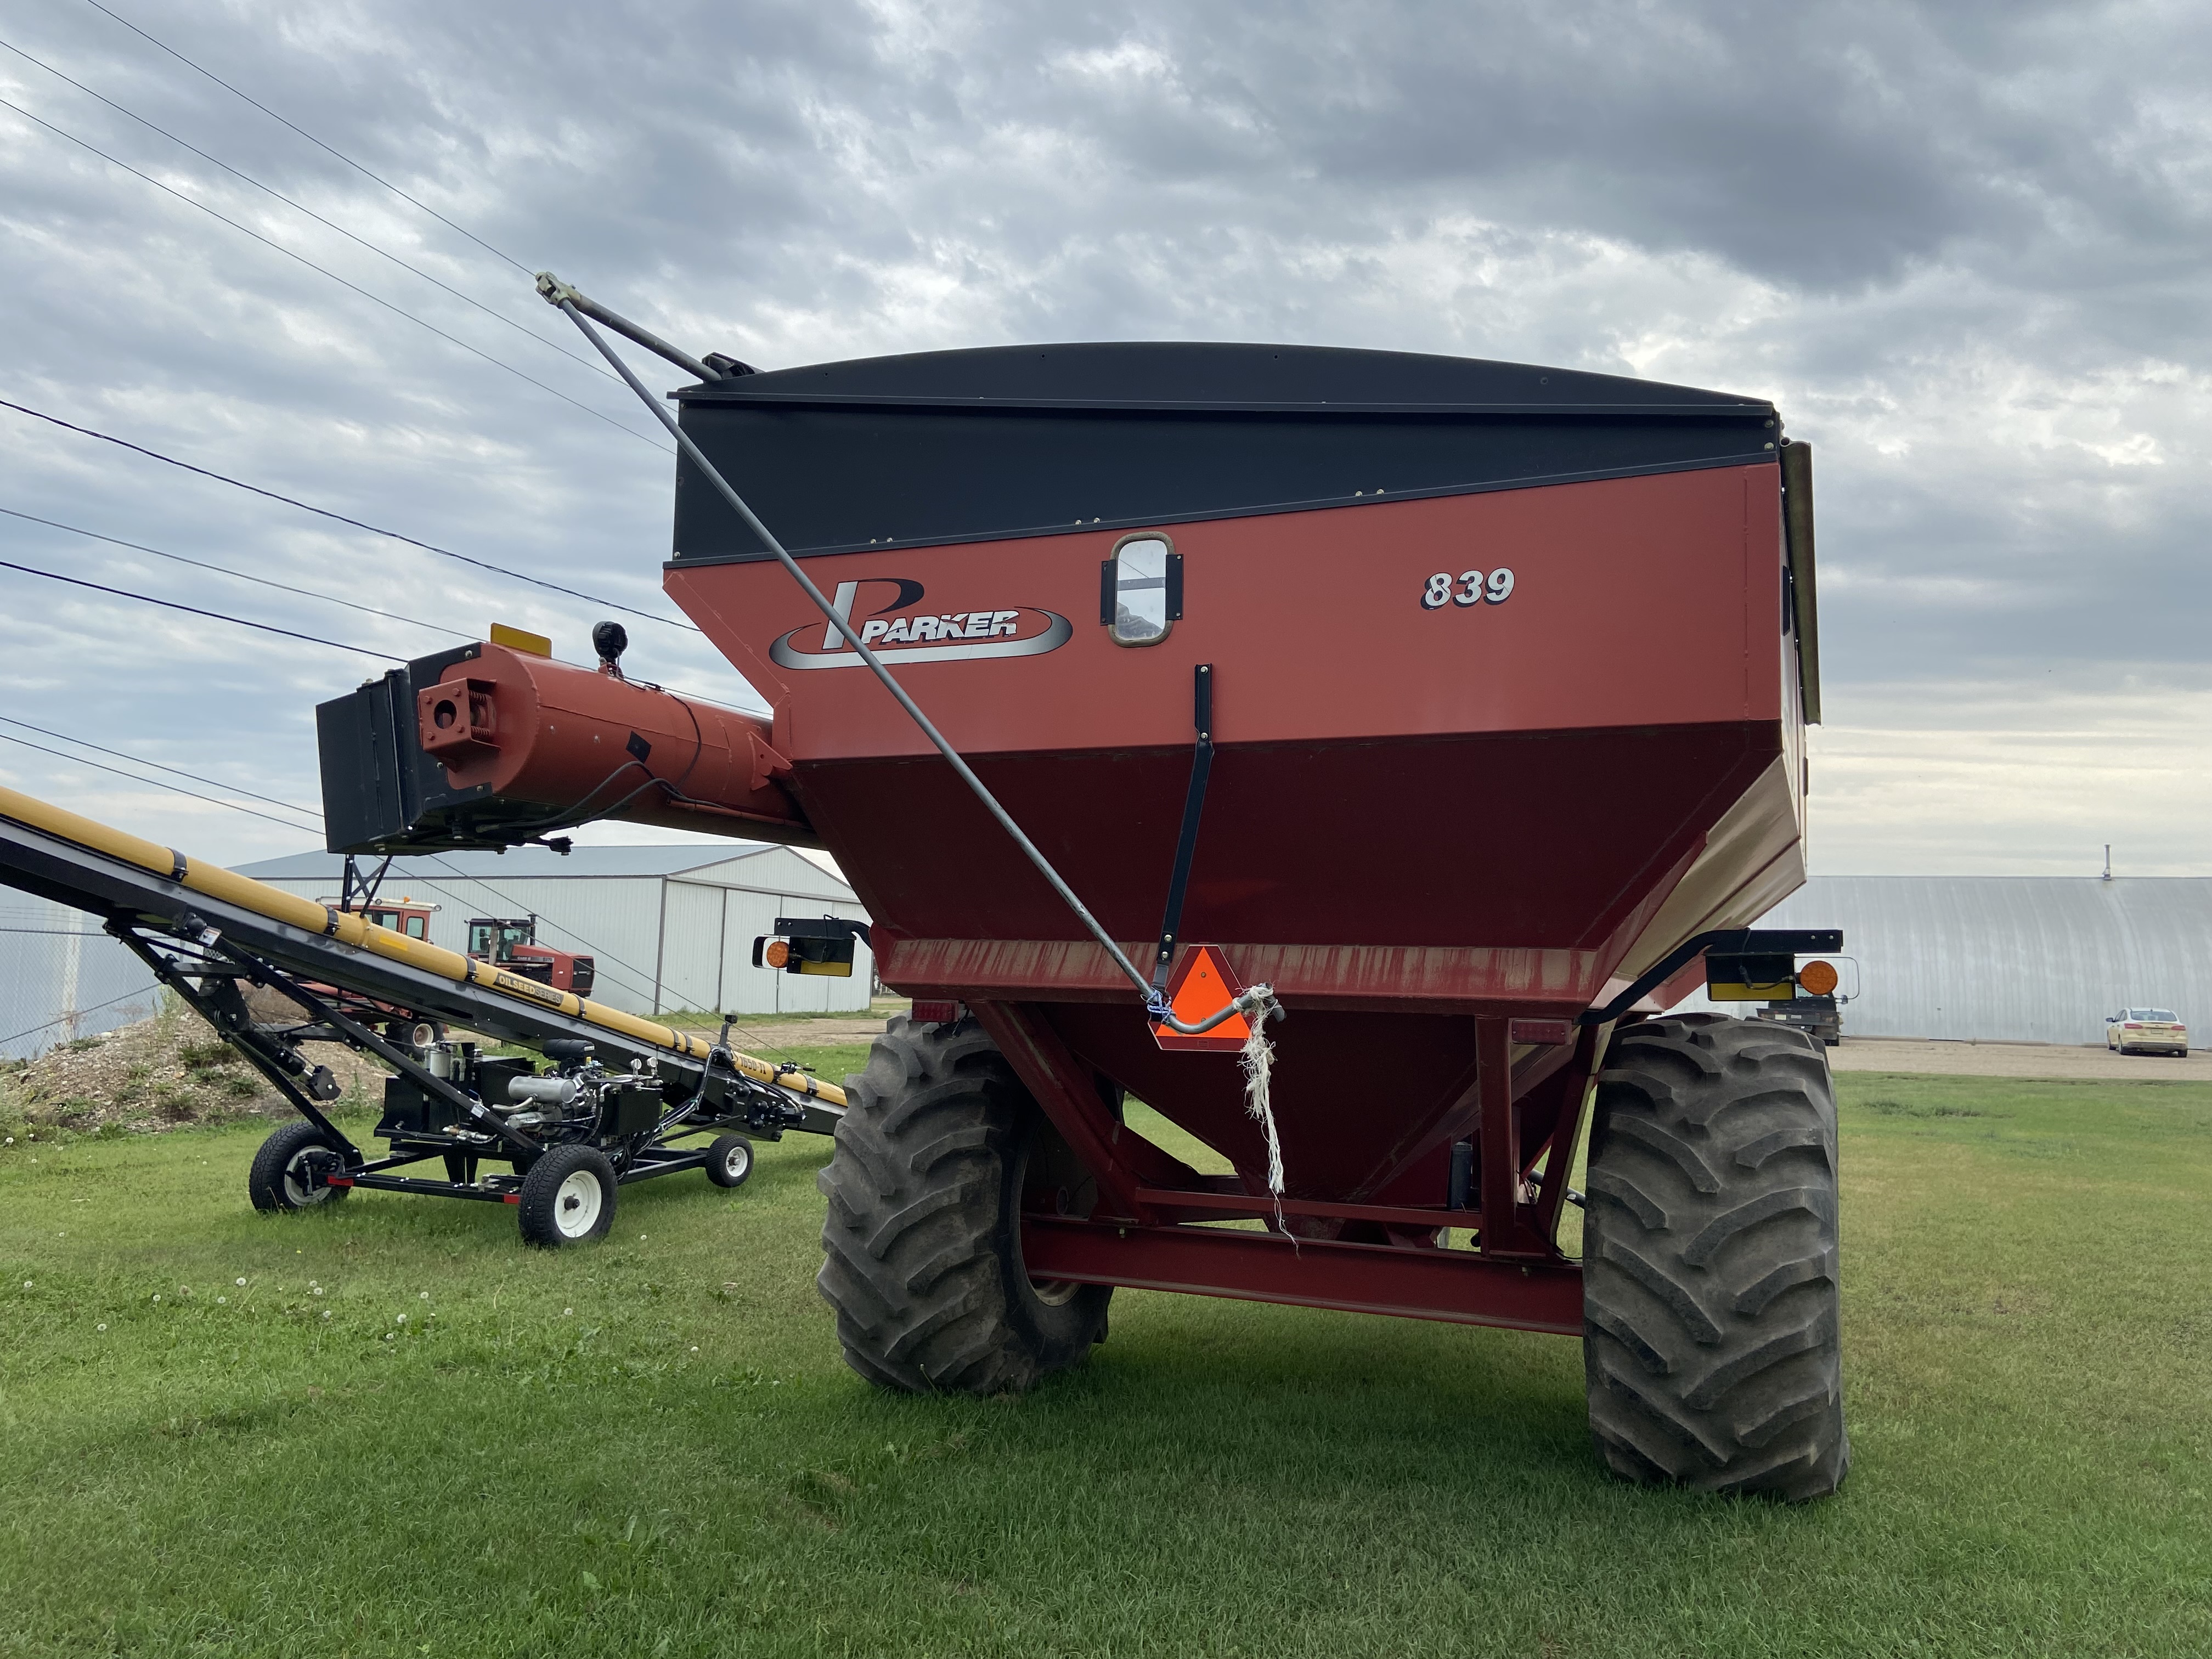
[
  {"x1": 409, "y1": 861, "x2": 663, "y2": 1006},
  {"x1": 1, "y1": 509, "x2": 754, "y2": 707},
  {"x1": 0, "y1": 730, "x2": 322, "y2": 833},
  {"x1": 1, "y1": 986, "x2": 161, "y2": 1052},
  {"x1": 0, "y1": 714, "x2": 323, "y2": 819},
  {"x1": 80, "y1": 0, "x2": 534, "y2": 275},
  {"x1": 0, "y1": 718, "x2": 694, "y2": 1016},
  {"x1": 0, "y1": 557, "x2": 400, "y2": 661},
  {"x1": 0, "y1": 733, "x2": 794, "y2": 1047},
  {"x1": 0, "y1": 716, "x2": 689, "y2": 1001},
  {"x1": 0, "y1": 32, "x2": 621, "y2": 388},
  {"x1": 0, "y1": 398, "x2": 698, "y2": 632},
  {"x1": 0, "y1": 507, "x2": 472, "y2": 641},
  {"x1": 0, "y1": 92, "x2": 669, "y2": 453}
]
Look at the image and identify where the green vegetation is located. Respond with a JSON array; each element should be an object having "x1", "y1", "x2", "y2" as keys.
[{"x1": 2, "y1": 1059, "x2": 2208, "y2": 1656}]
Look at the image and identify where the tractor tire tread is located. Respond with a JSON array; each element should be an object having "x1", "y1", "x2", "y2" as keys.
[
  {"x1": 1584, "y1": 1012, "x2": 1849, "y2": 1501},
  {"x1": 816, "y1": 1014, "x2": 1109, "y2": 1395}
]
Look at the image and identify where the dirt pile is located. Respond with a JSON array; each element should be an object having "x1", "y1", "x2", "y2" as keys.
[{"x1": 0, "y1": 998, "x2": 392, "y2": 1137}]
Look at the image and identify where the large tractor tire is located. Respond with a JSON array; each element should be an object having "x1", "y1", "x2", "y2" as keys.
[
  {"x1": 817, "y1": 1014, "x2": 1111, "y2": 1393},
  {"x1": 1583, "y1": 1013, "x2": 1849, "y2": 1501}
]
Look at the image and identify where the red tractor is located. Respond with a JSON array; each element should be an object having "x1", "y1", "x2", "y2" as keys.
[
  {"x1": 291, "y1": 891, "x2": 445, "y2": 1052},
  {"x1": 466, "y1": 917, "x2": 595, "y2": 997}
]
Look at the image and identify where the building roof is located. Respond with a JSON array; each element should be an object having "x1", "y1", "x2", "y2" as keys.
[
  {"x1": 237, "y1": 843, "x2": 787, "y2": 883},
  {"x1": 1684, "y1": 875, "x2": 2212, "y2": 1046}
]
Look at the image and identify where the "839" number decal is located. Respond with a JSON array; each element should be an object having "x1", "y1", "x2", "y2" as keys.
[{"x1": 1420, "y1": 568, "x2": 1515, "y2": 610}]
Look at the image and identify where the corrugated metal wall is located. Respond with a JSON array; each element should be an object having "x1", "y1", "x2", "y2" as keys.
[
  {"x1": 711, "y1": 887, "x2": 874, "y2": 1014},
  {"x1": 1677, "y1": 877, "x2": 2211, "y2": 1046},
  {"x1": 254, "y1": 872, "x2": 671, "y2": 1012},
  {"x1": 249, "y1": 851, "x2": 873, "y2": 1017},
  {"x1": 1, "y1": 894, "x2": 162, "y2": 1060}
]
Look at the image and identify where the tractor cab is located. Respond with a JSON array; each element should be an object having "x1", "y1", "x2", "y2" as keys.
[
  {"x1": 319, "y1": 894, "x2": 438, "y2": 940},
  {"x1": 466, "y1": 916, "x2": 596, "y2": 996}
]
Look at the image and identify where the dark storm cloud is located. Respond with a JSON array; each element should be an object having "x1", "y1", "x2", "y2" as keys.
[{"x1": 0, "y1": 0, "x2": 2204, "y2": 868}]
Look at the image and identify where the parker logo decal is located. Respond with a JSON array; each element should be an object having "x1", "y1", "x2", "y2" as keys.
[{"x1": 768, "y1": 578, "x2": 1071, "y2": 671}]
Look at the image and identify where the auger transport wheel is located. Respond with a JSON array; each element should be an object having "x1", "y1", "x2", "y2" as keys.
[
  {"x1": 517, "y1": 1144, "x2": 617, "y2": 1248},
  {"x1": 704, "y1": 1133, "x2": 754, "y2": 1189},
  {"x1": 248, "y1": 1119, "x2": 351, "y2": 1212},
  {"x1": 817, "y1": 1014, "x2": 1110, "y2": 1393},
  {"x1": 1582, "y1": 1013, "x2": 1849, "y2": 1501}
]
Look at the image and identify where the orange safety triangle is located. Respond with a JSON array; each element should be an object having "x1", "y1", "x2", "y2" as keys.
[{"x1": 1150, "y1": 944, "x2": 1250, "y2": 1053}]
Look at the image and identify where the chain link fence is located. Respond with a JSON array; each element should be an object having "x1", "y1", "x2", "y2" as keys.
[{"x1": 0, "y1": 898, "x2": 162, "y2": 1062}]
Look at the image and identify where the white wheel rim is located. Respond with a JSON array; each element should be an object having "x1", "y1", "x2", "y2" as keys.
[
  {"x1": 284, "y1": 1148, "x2": 331, "y2": 1205},
  {"x1": 724, "y1": 1143, "x2": 750, "y2": 1180},
  {"x1": 553, "y1": 1168, "x2": 604, "y2": 1237}
]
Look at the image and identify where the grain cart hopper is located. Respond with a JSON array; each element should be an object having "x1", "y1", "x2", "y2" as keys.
[
  {"x1": 484, "y1": 284, "x2": 1848, "y2": 1500},
  {"x1": 11, "y1": 277, "x2": 1848, "y2": 1495},
  {"x1": 452, "y1": 283, "x2": 1848, "y2": 1499}
]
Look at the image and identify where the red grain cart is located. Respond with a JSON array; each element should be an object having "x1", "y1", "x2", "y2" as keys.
[
  {"x1": 343, "y1": 337, "x2": 1847, "y2": 1499},
  {"x1": 660, "y1": 342, "x2": 1846, "y2": 1500}
]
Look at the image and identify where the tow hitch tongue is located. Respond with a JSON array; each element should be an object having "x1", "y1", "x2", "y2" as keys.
[{"x1": 534, "y1": 272, "x2": 1278, "y2": 1045}]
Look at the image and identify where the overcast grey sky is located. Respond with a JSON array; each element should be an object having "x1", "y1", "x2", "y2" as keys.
[{"x1": 1, "y1": 0, "x2": 2205, "y2": 874}]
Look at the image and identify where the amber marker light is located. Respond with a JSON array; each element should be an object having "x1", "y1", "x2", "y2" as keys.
[
  {"x1": 1798, "y1": 960, "x2": 1840, "y2": 996},
  {"x1": 762, "y1": 940, "x2": 793, "y2": 969}
]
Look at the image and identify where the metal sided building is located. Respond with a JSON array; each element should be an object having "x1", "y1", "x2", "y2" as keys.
[
  {"x1": 1678, "y1": 876, "x2": 2211, "y2": 1047},
  {"x1": 1, "y1": 891, "x2": 162, "y2": 1060},
  {"x1": 235, "y1": 844, "x2": 872, "y2": 1018}
]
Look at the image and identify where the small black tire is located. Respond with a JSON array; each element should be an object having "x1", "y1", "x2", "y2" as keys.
[
  {"x1": 1583, "y1": 1013, "x2": 1849, "y2": 1502},
  {"x1": 516, "y1": 1144, "x2": 617, "y2": 1248},
  {"x1": 383, "y1": 1018, "x2": 444, "y2": 1053},
  {"x1": 248, "y1": 1119, "x2": 350, "y2": 1213},
  {"x1": 704, "y1": 1133, "x2": 754, "y2": 1189},
  {"x1": 817, "y1": 1014, "x2": 1110, "y2": 1393}
]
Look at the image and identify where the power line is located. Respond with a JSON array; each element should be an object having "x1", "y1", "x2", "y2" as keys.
[
  {"x1": 0, "y1": 557, "x2": 400, "y2": 660},
  {"x1": 0, "y1": 92, "x2": 669, "y2": 452},
  {"x1": 1, "y1": 986, "x2": 161, "y2": 1052},
  {"x1": 407, "y1": 863, "x2": 663, "y2": 1006},
  {"x1": 2, "y1": 503, "x2": 758, "y2": 708},
  {"x1": 0, "y1": 721, "x2": 724, "y2": 1012},
  {"x1": 80, "y1": 0, "x2": 534, "y2": 276},
  {"x1": 400, "y1": 860, "x2": 812, "y2": 1056},
  {"x1": 0, "y1": 715, "x2": 323, "y2": 819},
  {"x1": 0, "y1": 398, "x2": 698, "y2": 632},
  {"x1": 0, "y1": 730, "x2": 321, "y2": 833},
  {"x1": 0, "y1": 730, "x2": 794, "y2": 1045},
  {"x1": 0, "y1": 32, "x2": 621, "y2": 388},
  {"x1": 1, "y1": 507, "x2": 472, "y2": 642},
  {"x1": 0, "y1": 711, "x2": 690, "y2": 1000}
]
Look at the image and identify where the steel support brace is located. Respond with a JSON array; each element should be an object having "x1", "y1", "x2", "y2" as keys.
[
  {"x1": 1021, "y1": 1215, "x2": 1584, "y2": 1335},
  {"x1": 1526, "y1": 1020, "x2": 1602, "y2": 1245},
  {"x1": 1476, "y1": 1015, "x2": 1547, "y2": 1256},
  {"x1": 969, "y1": 1001, "x2": 1201, "y2": 1221}
]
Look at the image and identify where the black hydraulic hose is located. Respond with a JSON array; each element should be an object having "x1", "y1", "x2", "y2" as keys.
[{"x1": 537, "y1": 274, "x2": 1271, "y2": 1035}]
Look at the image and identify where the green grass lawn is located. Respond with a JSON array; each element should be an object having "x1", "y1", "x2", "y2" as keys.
[{"x1": 3, "y1": 1054, "x2": 2209, "y2": 1657}]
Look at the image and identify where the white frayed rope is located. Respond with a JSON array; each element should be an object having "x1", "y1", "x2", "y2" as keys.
[{"x1": 1239, "y1": 1014, "x2": 1288, "y2": 1234}]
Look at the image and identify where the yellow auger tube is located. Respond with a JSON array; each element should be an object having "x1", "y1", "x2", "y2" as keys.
[{"x1": 0, "y1": 783, "x2": 847, "y2": 1109}]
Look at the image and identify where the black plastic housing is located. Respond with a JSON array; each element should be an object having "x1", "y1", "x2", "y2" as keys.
[{"x1": 669, "y1": 341, "x2": 1779, "y2": 565}]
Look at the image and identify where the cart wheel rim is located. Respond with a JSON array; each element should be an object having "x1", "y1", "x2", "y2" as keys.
[
  {"x1": 721, "y1": 1142, "x2": 752, "y2": 1181},
  {"x1": 554, "y1": 1168, "x2": 605, "y2": 1237},
  {"x1": 283, "y1": 1147, "x2": 336, "y2": 1206}
]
